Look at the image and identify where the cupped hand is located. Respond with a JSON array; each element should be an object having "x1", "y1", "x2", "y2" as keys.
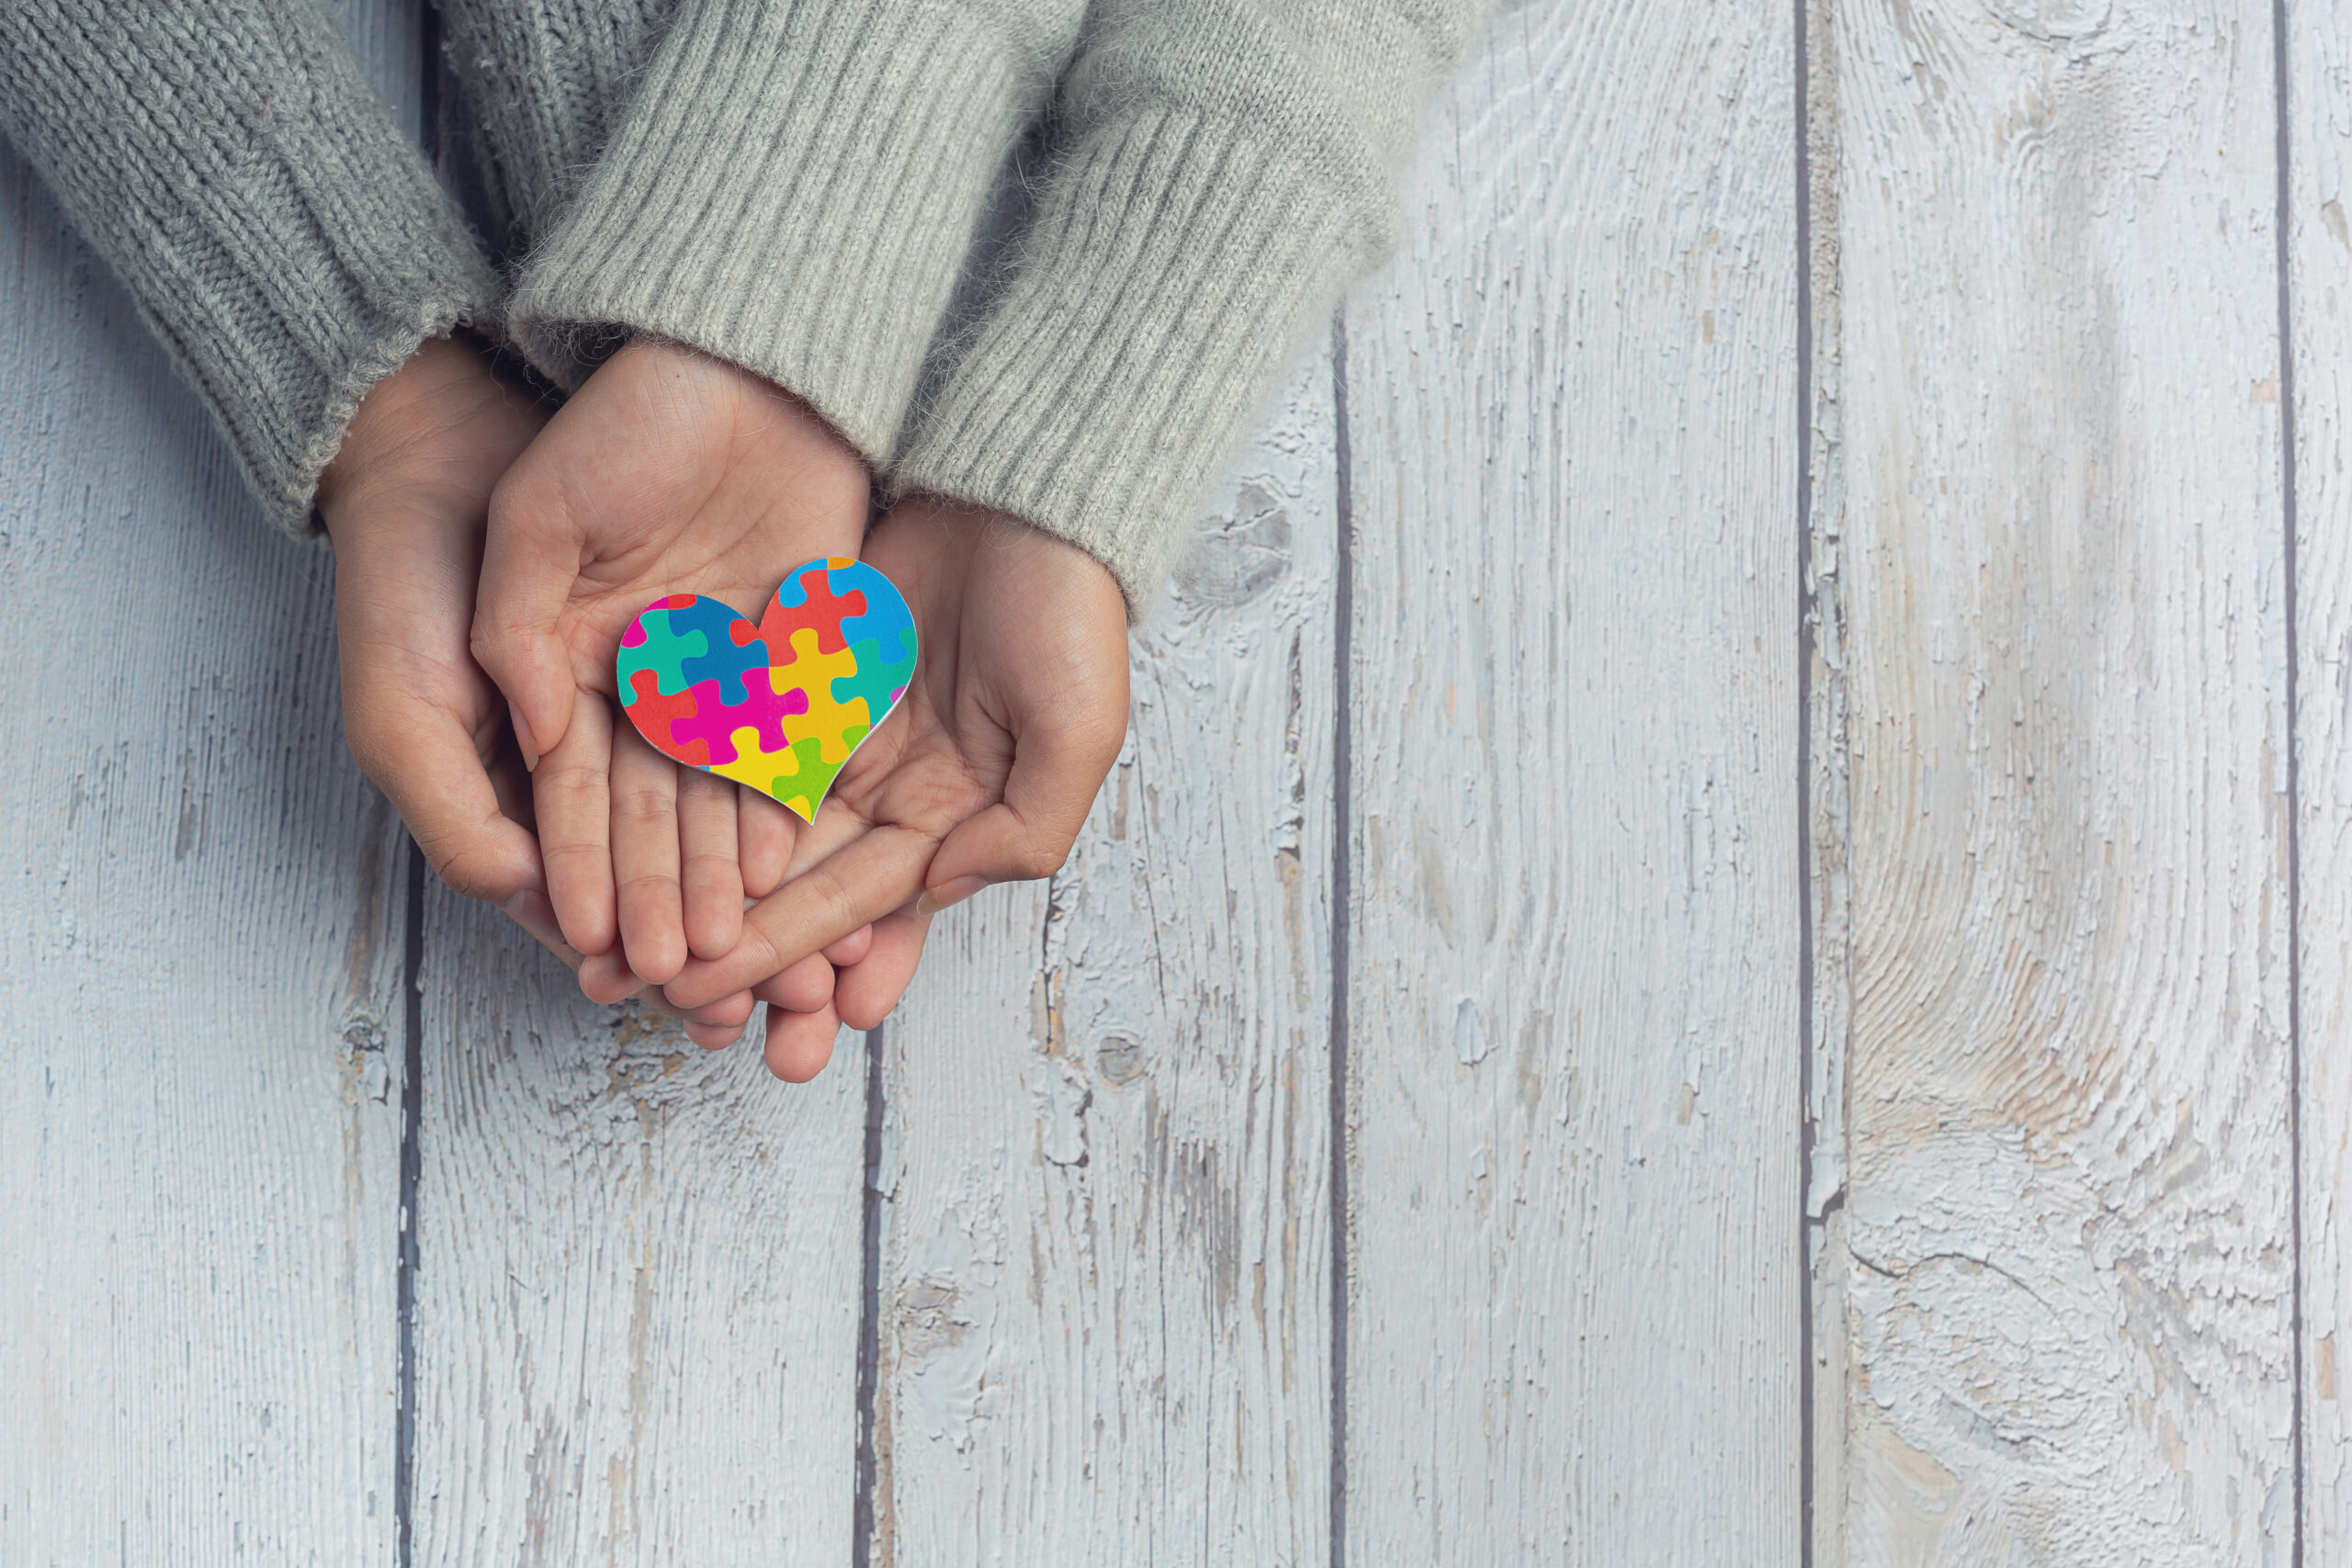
[
  {"x1": 469, "y1": 335, "x2": 872, "y2": 976},
  {"x1": 319, "y1": 333, "x2": 549, "y2": 912},
  {"x1": 658, "y1": 498, "x2": 1133, "y2": 1082},
  {"x1": 317, "y1": 334, "x2": 764, "y2": 1047}
]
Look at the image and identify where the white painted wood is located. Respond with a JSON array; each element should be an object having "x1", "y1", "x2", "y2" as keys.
[
  {"x1": 408, "y1": 893, "x2": 868, "y2": 1563},
  {"x1": 1802, "y1": 6, "x2": 1858, "y2": 1561},
  {"x1": 1341, "y1": 3, "x2": 1802, "y2": 1562},
  {"x1": 2294, "y1": 0, "x2": 2352, "y2": 1551},
  {"x1": 872, "y1": 355, "x2": 1338, "y2": 1565},
  {"x1": 0, "y1": 0, "x2": 420, "y2": 1551},
  {"x1": 1814, "y1": 0, "x2": 2295, "y2": 1558}
]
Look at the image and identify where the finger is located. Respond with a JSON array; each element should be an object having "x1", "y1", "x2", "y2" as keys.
[
  {"x1": 610, "y1": 726, "x2": 687, "y2": 985},
  {"x1": 497, "y1": 886, "x2": 583, "y2": 972},
  {"x1": 661, "y1": 953, "x2": 831, "y2": 1023},
  {"x1": 763, "y1": 998, "x2": 844, "y2": 1083},
  {"x1": 737, "y1": 788, "x2": 798, "y2": 898},
  {"x1": 576, "y1": 960, "x2": 757, "y2": 1019},
  {"x1": 534, "y1": 688, "x2": 618, "y2": 954},
  {"x1": 822, "y1": 925, "x2": 874, "y2": 967},
  {"x1": 833, "y1": 905, "x2": 932, "y2": 1031},
  {"x1": 680, "y1": 987, "x2": 757, "y2": 1048},
  {"x1": 678, "y1": 770, "x2": 744, "y2": 960},
  {"x1": 762, "y1": 951, "x2": 838, "y2": 1016},
  {"x1": 473, "y1": 476, "x2": 585, "y2": 764},
  {"x1": 916, "y1": 722, "x2": 1122, "y2": 914},
  {"x1": 663, "y1": 825, "x2": 937, "y2": 1008},
  {"x1": 685, "y1": 1015, "x2": 755, "y2": 1050},
  {"x1": 577, "y1": 946, "x2": 644, "y2": 1005},
  {"x1": 350, "y1": 696, "x2": 546, "y2": 905}
]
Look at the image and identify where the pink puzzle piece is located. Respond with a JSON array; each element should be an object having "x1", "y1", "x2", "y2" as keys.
[{"x1": 662, "y1": 669, "x2": 810, "y2": 765}]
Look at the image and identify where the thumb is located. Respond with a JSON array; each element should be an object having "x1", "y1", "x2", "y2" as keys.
[
  {"x1": 347, "y1": 692, "x2": 545, "y2": 907},
  {"x1": 471, "y1": 491, "x2": 583, "y2": 768},
  {"x1": 916, "y1": 720, "x2": 1122, "y2": 915}
]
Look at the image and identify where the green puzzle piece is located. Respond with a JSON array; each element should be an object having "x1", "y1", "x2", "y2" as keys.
[{"x1": 616, "y1": 608, "x2": 710, "y2": 698}]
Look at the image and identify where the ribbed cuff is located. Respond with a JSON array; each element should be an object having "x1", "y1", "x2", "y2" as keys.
[
  {"x1": 888, "y1": 107, "x2": 1370, "y2": 616},
  {"x1": 0, "y1": 4, "x2": 500, "y2": 536},
  {"x1": 505, "y1": 0, "x2": 1047, "y2": 462}
]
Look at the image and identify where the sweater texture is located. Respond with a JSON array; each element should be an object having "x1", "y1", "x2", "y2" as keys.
[
  {"x1": 4, "y1": 0, "x2": 1483, "y2": 605},
  {"x1": 0, "y1": 1, "x2": 499, "y2": 535}
]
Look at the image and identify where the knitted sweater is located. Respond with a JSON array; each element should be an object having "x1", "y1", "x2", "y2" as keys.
[{"x1": 1, "y1": 0, "x2": 1483, "y2": 611}]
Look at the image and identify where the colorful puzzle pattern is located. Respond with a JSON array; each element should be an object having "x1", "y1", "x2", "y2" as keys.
[{"x1": 616, "y1": 557, "x2": 917, "y2": 821}]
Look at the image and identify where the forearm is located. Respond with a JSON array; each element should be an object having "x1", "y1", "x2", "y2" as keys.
[
  {"x1": 501, "y1": 0, "x2": 1086, "y2": 459},
  {"x1": 890, "y1": 0, "x2": 1492, "y2": 615},
  {"x1": 0, "y1": 1, "x2": 499, "y2": 533},
  {"x1": 433, "y1": 0, "x2": 677, "y2": 254}
]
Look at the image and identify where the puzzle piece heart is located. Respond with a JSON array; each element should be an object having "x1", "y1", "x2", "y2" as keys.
[{"x1": 616, "y1": 557, "x2": 917, "y2": 822}]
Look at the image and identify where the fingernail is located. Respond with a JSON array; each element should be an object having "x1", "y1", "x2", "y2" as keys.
[
  {"x1": 509, "y1": 701, "x2": 539, "y2": 772},
  {"x1": 913, "y1": 875, "x2": 989, "y2": 918}
]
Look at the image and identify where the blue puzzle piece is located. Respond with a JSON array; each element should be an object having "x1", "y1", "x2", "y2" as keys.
[
  {"x1": 831, "y1": 635, "x2": 917, "y2": 721},
  {"x1": 665, "y1": 595, "x2": 771, "y2": 707},
  {"x1": 834, "y1": 576, "x2": 915, "y2": 673}
]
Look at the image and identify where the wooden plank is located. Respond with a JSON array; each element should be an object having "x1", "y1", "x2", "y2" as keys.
[
  {"x1": 0, "y1": 0, "x2": 422, "y2": 1549},
  {"x1": 1802, "y1": 6, "x2": 1857, "y2": 1560},
  {"x1": 1815, "y1": 0, "x2": 2295, "y2": 1557},
  {"x1": 872, "y1": 355, "x2": 1338, "y2": 1563},
  {"x1": 408, "y1": 890, "x2": 868, "y2": 1562},
  {"x1": 1342, "y1": 2, "x2": 1802, "y2": 1561},
  {"x1": 2294, "y1": 0, "x2": 2352, "y2": 1550}
]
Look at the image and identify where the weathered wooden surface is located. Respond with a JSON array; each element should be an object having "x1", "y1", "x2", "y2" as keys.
[
  {"x1": 1341, "y1": 0, "x2": 1803, "y2": 1560},
  {"x1": 874, "y1": 356, "x2": 1338, "y2": 1565},
  {"x1": 0, "y1": 0, "x2": 419, "y2": 1553},
  {"x1": 1813, "y1": 0, "x2": 2297, "y2": 1561},
  {"x1": 8, "y1": 0, "x2": 2347, "y2": 1562},
  {"x1": 2296, "y1": 0, "x2": 2352, "y2": 1551},
  {"x1": 409, "y1": 895, "x2": 866, "y2": 1564}
]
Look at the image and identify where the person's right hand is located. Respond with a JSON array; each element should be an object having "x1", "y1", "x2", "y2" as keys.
[
  {"x1": 657, "y1": 499, "x2": 1134, "y2": 1081},
  {"x1": 469, "y1": 335, "x2": 873, "y2": 989}
]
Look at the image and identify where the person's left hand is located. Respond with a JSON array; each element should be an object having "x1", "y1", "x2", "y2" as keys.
[
  {"x1": 469, "y1": 336, "x2": 873, "y2": 983},
  {"x1": 316, "y1": 333, "x2": 797, "y2": 1051},
  {"x1": 656, "y1": 497, "x2": 1133, "y2": 1081}
]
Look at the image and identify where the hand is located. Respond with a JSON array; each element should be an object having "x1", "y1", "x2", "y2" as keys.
[
  {"x1": 319, "y1": 333, "x2": 548, "y2": 912},
  {"x1": 659, "y1": 498, "x2": 1133, "y2": 1082},
  {"x1": 317, "y1": 335, "x2": 763, "y2": 1048},
  {"x1": 470, "y1": 336, "x2": 872, "y2": 986}
]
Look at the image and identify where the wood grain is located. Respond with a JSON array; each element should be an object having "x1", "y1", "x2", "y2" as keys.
[
  {"x1": 871, "y1": 355, "x2": 1338, "y2": 1566},
  {"x1": 0, "y1": 2, "x2": 418, "y2": 1549},
  {"x1": 1815, "y1": 0, "x2": 2295, "y2": 1557},
  {"x1": 1341, "y1": 2, "x2": 1803, "y2": 1561},
  {"x1": 2293, "y1": 0, "x2": 2352, "y2": 1550},
  {"x1": 407, "y1": 892, "x2": 867, "y2": 1563}
]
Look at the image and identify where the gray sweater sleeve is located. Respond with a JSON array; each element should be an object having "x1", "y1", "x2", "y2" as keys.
[
  {"x1": 0, "y1": 2, "x2": 501, "y2": 535},
  {"x1": 890, "y1": 0, "x2": 1488, "y2": 612},
  {"x1": 431, "y1": 0, "x2": 676, "y2": 256},
  {"x1": 476, "y1": 0, "x2": 1483, "y2": 614},
  {"x1": 498, "y1": 0, "x2": 1090, "y2": 457}
]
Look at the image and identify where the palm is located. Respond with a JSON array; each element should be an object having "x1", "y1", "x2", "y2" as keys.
[
  {"x1": 480, "y1": 335, "x2": 870, "y2": 712},
  {"x1": 825, "y1": 515, "x2": 1071, "y2": 837},
  {"x1": 660, "y1": 500, "x2": 1132, "y2": 1049}
]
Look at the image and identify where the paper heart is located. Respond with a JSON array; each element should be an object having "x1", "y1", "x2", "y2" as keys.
[{"x1": 616, "y1": 557, "x2": 918, "y2": 822}]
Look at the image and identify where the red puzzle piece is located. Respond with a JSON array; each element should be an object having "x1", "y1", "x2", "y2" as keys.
[
  {"x1": 625, "y1": 669, "x2": 708, "y2": 766},
  {"x1": 759, "y1": 561, "x2": 865, "y2": 657}
]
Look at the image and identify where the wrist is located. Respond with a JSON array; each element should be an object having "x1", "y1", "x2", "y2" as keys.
[{"x1": 319, "y1": 336, "x2": 541, "y2": 545}]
